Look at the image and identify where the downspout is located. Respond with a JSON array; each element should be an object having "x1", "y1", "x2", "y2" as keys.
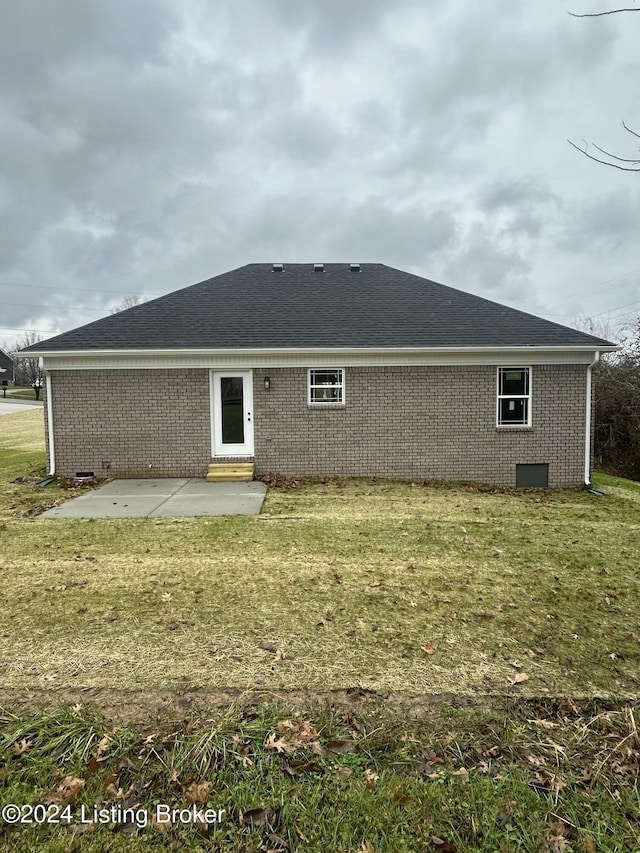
[
  {"x1": 584, "y1": 351, "x2": 600, "y2": 488},
  {"x1": 45, "y1": 369, "x2": 56, "y2": 476}
]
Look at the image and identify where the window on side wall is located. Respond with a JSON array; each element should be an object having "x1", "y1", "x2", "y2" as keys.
[
  {"x1": 308, "y1": 368, "x2": 344, "y2": 405},
  {"x1": 497, "y1": 367, "x2": 531, "y2": 426}
]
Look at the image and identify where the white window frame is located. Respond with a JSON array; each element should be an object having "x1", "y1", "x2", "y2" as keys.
[
  {"x1": 308, "y1": 368, "x2": 345, "y2": 406},
  {"x1": 496, "y1": 366, "x2": 532, "y2": 427}
]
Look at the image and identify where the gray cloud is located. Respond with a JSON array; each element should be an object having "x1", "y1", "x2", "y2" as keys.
[
  {"x1": 0, "y1": 0, "x2": 638, "y2": 347},
  {"x1": 558, "y1": 189, "x2": 640, "y2": 253}
]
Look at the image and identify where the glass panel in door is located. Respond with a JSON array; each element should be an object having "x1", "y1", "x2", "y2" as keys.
[{"x1": 221, "y1": 377, "x2": 244, "y2": 445}]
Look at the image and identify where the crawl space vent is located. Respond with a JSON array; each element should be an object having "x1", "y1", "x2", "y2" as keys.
[{"x1": 516, "y1": 463, "x2": 549, "y2": 488}]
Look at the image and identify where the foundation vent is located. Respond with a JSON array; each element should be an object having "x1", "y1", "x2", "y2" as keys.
[
  {"x1": 272, "y1": 263, "x2": 284, "y2": 272},
  {"x1": 516, "y1": 463, "x2": 549, "y2": 488},
  {"x1": 349, "y1": 263, "x2": 361, "y2": 272}
]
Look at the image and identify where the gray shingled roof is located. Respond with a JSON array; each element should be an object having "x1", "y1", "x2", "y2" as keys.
[{"x1": 24, "y1": 263, "x2": 615, "y2": 352}]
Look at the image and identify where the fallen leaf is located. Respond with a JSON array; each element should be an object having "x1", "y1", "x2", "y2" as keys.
[
  {"x1": 184, "y1": 781, "x2": 210, "y2": 806},
  {"x1": 364, "y1": 768, "x2": 379, "y2": 789},
  {"x1": 95, "y1": 734, "x2": 113, "y2": 759},
  {"x1": 265, "y1": 720, "x2": 320, "y2": 753},
  {"x1": 334, "y1": 766, "x2": 352, "y2": 781},
  {"x1": 508, "y1": 672, "x2": 529, "y2": 685},
  {"x1": 393, "y1": 790, "x2": 412, "y2": 806},
  {"x1": 265, "y1": 733, "x2": 291, "y2": 754},
  {"x1": 152, "y1": 812, "x2": 172, "y2": 833},
  {"x1": 274, "y1": 649, "x2": 286, "y2": 661},
  {"x1": 548, "y1": 834, "x2": 571, "y2": 852},
  {"x1": 415, "y1": 748, "x2": 444, "y2": 777},
  {"x1": 11, "y1": 738, "x2": 32, "y2": 756},
  {"x1": 46, "y1": 776, "x2": 85, "y2": 806},
  {"x1": 280, "y1": 757, "x2": 323, "y2": 777},
  {"x1": 452, "y1": 767, "x2": 470, "y2": 783},
  {"x1": 431, "y1": 837, "x2": 458, "y2": 852},
  {"x1": 239, "y1": 807, "x2": 275, "y2": 827},
  {"x1": 421, "y1": 642, "x2": 438, "y2": 655},
  {"x1": 529, "y1": 719, "x2": 557, "y2": 730},
  {"x1": 324, "y1": 739, "x2": 356, "y2": 755},
  {"x1": 584, "y1": 837, "x2": 596, "y2": 853}
]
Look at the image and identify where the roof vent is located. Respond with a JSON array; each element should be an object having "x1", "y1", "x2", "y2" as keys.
[
  {"x1": 272, "y1": 263, "x2": 284, "y2": 272},
  {"x1": 313, "y1": 263, "x2": 324, "y2": 273},
  {"x1": 349, "y1": 263, "x2": 361, "y2": 272}
]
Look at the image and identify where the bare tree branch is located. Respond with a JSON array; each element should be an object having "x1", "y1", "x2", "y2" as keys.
[
  {"x1": 622, "y1": 120, "x2": 640, "y2": 139},
  {"x1": 569, "y1": 8, "x2": 640, "y2": 17},
  {"x1": 591, "y1": 142, "x2": 640, "y2": 163},
  {"x1": 567, "y1": 139, "x2": 640, "y2": 170}
]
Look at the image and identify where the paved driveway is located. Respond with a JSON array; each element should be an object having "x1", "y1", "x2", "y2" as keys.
[
  {"x1": 39, "y1": 479, "x2": 267, "y2": 519},
  {"x1": 0, "y1": 399, "x2": 44, "y2": 415}
]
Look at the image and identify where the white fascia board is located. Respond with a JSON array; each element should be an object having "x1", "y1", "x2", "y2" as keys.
[
  {"x1": 29, "y1": 345, "x2": 620, "y2": 357},
  {"x1": 36, "y1": 345, "x2": 619, "y2": 371}
]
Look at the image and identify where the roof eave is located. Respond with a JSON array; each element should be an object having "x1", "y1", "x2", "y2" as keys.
[{"x1": 24, "y1": 344, "x2": 620, "y2": 358}]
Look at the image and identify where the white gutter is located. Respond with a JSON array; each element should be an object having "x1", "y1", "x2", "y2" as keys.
[
  {"x1": 45, "y1": 372, "x2": 55, "y2": 477},
  {"x1": 584, "y1": 351, "x2": 600, "y2": 487}
]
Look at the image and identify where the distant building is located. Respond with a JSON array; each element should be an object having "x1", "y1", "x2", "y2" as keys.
[{"x1": 0, "y1": 349, "x2": 14, "y2": 386}]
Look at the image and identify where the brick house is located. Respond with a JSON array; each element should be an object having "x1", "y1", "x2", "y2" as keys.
[
  {"x1": 0, "y1": 348, "x2": 14, "y2": 386},
  {"x1": 22, "y1": 263, "x2": 617, "y2": 488}
]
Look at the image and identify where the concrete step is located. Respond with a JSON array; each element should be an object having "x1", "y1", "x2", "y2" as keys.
[{"x1": 206, "y1": 462, "x2": 254, "y2": 483}]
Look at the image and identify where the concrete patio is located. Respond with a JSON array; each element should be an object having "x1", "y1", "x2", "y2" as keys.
[{"x1": 38, "y1": 478, "x2": 267, "y2": 519}]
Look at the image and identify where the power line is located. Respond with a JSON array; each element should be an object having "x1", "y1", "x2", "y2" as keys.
[
  {"x1": 544, "y1": 266, "x2": 640, "y2": 310},
  {"x1": 585, "y1": 298, "x2": 640, "y2": 319},
  {"x1": 0, "y1": 326, "x2": 61, "y2": 334},
  {"x1": 0, "y1": 282, "x2": 161, "y2": 297},
  {"x1": 3, "y1": 302, "x2": 108, "y2": 312}
]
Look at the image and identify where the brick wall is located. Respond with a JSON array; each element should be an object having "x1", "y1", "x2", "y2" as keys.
[
  {"x1": 49, "y1": 369, "x2": 211, "y2": 478},
  {"x1": 48, "y1": 363, "x2": 589, "y2": 487},
  {"x1": 252, "y1": 365, "x2": 588, "y2": 488}
]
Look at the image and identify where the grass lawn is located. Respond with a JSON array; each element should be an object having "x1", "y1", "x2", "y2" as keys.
[
  {"x1": 1, "y1": 409, "x2": 639, "y2": 699},
  {"x1": 0, "y1": 409, "x2": 638, "y2": 851},
  {"x1": 2, "y1": 385, "x2": 41, "y2": 401}
]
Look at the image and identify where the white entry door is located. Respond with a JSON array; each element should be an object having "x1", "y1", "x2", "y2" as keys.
[{"x1": 210, "y1": 370, "x2": 254, "y2": 456}]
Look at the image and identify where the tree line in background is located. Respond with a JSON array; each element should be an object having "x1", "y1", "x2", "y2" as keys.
[
  {"x1": 593, "y1": 320, "x2": 640, "y2": 481},
  {"x1": 4, "y1": 297, "x2": 142, "y2": 400},
  {"x1": 5, "y1": 331, "x2": 44, "y2": 399}
]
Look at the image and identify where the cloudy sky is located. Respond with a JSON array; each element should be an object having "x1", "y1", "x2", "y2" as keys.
[{"x1": 1, "y1": 0, "x2": 639, "y2": 350}]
